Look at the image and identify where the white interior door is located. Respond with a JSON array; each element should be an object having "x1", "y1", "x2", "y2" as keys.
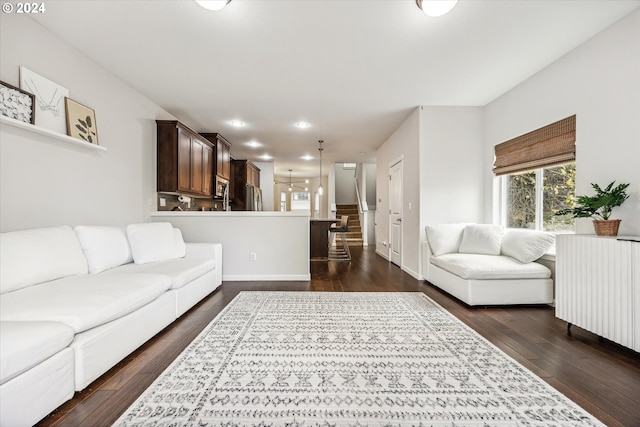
[{"x1": 389, "y1": 160, "x2": 402, "y2": 266}]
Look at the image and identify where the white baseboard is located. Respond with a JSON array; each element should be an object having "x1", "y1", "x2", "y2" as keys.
[
  {"x1": 402, "y1": 265, "x2": 419, "y2": 280},
  {"x1": 223, "y1": 274, "x2": 311, "y2": 282},
  {"x1": 375, "y1": 249, "x2": 389, "y2": 260}
]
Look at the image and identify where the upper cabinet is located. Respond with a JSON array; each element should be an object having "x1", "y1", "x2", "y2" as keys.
[
  {"x1": 157, "y1": 120, "x2": 214, "y2": 197},
  {"x1": 231, "y1": 159, "x2": 261, "y2": 210},
  {"x1": 201, "y1": 133, "x2": 231, "y2": 181},
  {"x1": 249, "y1": 162, "x2": 260, "y2": 188},
  {"x1": 233, "y1": 159, "x2": 261, "y2": 189}
]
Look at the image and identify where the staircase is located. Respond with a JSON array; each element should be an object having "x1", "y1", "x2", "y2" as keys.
[{"x1": 335, "y1": 204, "x2": 363, "y2": 247}]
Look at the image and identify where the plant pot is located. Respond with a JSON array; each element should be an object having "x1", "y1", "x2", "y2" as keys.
[{"x1": 593, "y1": 219, "x2": 621, "y2": 236}]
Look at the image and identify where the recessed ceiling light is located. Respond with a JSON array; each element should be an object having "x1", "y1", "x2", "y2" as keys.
[
  {"x1": 260, "y1": 154, "x2": 272, "y2": 160},
  {"x1": 229, "y1": 120, "x2": 246, "y2": 127},
  {"x1": 294, "y1": 121, "x2": 311, "y2": 129},
  {"x1": 416, "y1": 0, "x2": 458, "y2": 17},
  {"x1": 301, "y1": 154, "x2": 314, "y2": 161},
  {"x1": 246, "y1": 140, "x2": 262, "y2": 148},
  {"x1": 194, "y1": 0, "x2": 231, "y2": 11}
]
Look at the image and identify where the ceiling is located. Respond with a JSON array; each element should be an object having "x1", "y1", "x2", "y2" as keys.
[{"x1": 30, "y1": 0, "x2": 639, "y2": 179}]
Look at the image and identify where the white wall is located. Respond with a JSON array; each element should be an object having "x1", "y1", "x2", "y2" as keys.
[
  {"x1": 375, "y1": 107, "x2": 484, "y2": 279},
  {"x1": 0, "y1": 15, "x2": 174, "y2": 232},
  {"x1": 419, "y1": 106, "x2": 485, "y2": 224},
  {"x1": 334, "y1": 164, "x2": 357, "y2": 204},
  {"x1": 484, "y1": 10, "x2": 640, "y2": 236},
  {"x1": 253, "y1": 161, "x2": 274, "y2": 211},
  {"x1": 375, "y1": 108, "x2": 420, "y2": 274},
  {"x1": 418, "y1": 107, "x2": 485, "y2": 277},
  {"x1": 152, "y1": 212, "x2": 310, "y2": 281}
]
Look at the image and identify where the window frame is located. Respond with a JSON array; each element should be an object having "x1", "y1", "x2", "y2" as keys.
[{"x1": 500, "y1": 163, "x2": 575, "y2": 234}]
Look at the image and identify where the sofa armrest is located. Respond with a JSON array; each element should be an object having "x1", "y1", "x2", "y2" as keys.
[
  {"x1": 185, "y1": 243, "x2": 222, "y2": 286},
  {"x1": 422, "y1": 241, "x2": 433, "y2": 282}
]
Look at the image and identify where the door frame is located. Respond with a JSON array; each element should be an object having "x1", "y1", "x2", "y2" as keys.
[{"x1": 388, "y1": 157, "x2": 403, "y2": 266}]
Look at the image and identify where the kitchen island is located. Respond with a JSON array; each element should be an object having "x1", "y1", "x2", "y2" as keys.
[
  {"x1": 310, "y1": 219, "x2": 338, "y2": 260},
  {"x1": 151, "y1": 211, "x2": 310, "y2": 281}
]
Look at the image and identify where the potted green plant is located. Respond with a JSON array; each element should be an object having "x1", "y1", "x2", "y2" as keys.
[{"x1": 555, "y1": 181, "x2": 630, "y2": 236}]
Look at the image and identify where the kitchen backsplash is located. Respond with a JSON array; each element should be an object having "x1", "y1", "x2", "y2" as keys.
[{"x1": 157, "y1": 194, "x2": 227, "y2": 211}]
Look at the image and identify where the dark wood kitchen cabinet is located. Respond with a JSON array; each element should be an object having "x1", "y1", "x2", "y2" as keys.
[
  {"x1": 200, "y1": 133, "x2": 231, "y2": 181},
  {"x1": 157, "y1": 120, "x2": 214, "y2": 197},
  {"x1": 231, "y1": 159, "x2": 261, "y2": 210}
]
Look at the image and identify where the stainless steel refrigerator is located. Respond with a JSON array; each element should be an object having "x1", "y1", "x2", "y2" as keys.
[{"x1": 245, "y1": 186, "x2": 263, "y2": 211}]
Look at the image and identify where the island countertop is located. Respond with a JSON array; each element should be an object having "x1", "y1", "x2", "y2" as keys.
[{"x1": 151, "y1": 211, "x2": 309, "y2": 218}]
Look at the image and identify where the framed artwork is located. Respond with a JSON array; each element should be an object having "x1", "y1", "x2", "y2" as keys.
[
  {"x1": 0, "y1": 80, "x2": 35, "y2": 124},
  {"x1": 65, "y1": 97, "x2": 98, "y2": 145},
  {"x1": 19, "y1": 66, "x2": 69, "y2": 133}
]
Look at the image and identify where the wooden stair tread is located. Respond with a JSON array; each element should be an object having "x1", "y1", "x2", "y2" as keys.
[{"x1": 334, "y1": 204, "x2": 363, "y2": 247}]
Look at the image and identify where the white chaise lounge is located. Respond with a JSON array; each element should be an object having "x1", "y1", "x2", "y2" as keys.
[{"x1": 422, "y1": 223, "x2": 554, "y2": 306}]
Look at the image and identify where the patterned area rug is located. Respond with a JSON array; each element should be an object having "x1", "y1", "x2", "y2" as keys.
[{"x1": 114, "y1": 292, "x2": 604, "y2": 426}]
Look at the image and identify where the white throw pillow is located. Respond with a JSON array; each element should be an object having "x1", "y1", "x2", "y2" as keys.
[
  {"x1": 458, "y1": 224, "x2": 505, "y2": 255},
  {"x1": 127, "y1": 223, "x2": 179, "y2": 264},
  {"x1": 425, "y1": 223, "x2": 467, "y2": 256},
  {"x1": 75, "y1": 226, "x2": 133, "y2": 273},
  {"x1": 0, "y1": 226, "x2": 88, "y2": 294},
  {"x1": 502, "y1": 229, "x2": 555, "y2": 263},
  {"x1": 174, "y1": 228, "x2": 187, "y2": 258}
]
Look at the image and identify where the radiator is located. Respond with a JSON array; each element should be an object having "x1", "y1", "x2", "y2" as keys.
[{"x1": 556, "y1": 234, "x2": 639, "y2": 352}]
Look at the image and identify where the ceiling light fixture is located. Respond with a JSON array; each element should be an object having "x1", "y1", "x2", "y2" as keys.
[
  {"x1": 317, "y1": 140, "x2": 324, "y2": 196},
  {"x1": 246, "y1": 140, "x2": 262, "y2": 148},
  {"x1": 294, "y1": 121, "x2": 311, "y2": 129},
  {"x1": 194, "y1": 0, "x2": 231, "y2": 11},
  {"x1": 415, "y1": 0, "x2": 458, "y2": 17},
  {"x1": 229, "y1": 120, "x2": 246, "y2": 127},
  {"x1": 301, "y1": 154, "x2": 314, "y2": 161},
  {"x1": 274, "y1": 169, "x2": 308, "y2": 191}
]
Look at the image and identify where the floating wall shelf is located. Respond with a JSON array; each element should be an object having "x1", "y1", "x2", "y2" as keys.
[{"x1": 0, "y1": 115, "x2": 107, "y2": 152}]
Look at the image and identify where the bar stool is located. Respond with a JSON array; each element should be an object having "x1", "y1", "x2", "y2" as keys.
[{"x1": 329, "y1": 215, "x2": 350, "y2": 261}]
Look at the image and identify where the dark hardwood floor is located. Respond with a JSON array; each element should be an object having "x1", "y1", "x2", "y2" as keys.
[{"x1": 38, "y1": 246, "x2": 640, "y2": 426}]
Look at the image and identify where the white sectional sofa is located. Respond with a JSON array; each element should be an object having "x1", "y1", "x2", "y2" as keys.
[
  {"x1": 422, "y1": 223, "x2": 554, "y2": 306},
  {"x1": 0, "y1": 222, "x2": 222, "y2": 427}
]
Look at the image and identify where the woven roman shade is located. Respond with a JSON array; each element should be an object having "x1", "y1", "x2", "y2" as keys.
[{"x1": 493, "y1": 115, "x2": 576, "y2": 176}]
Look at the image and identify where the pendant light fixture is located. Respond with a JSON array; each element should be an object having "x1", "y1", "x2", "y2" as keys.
[
  {"x1": 275, "y1": 170, "x2": 308, "y2": 191},
  {"x1": 317, "y1": 140, "x2": 324, "y2": 196},
  {"x1": 194, "y1": 0, "x2": 231, "y2": 11},
  {"x1": 415, "y1": 0, "x2": 457, "y2": 17}
]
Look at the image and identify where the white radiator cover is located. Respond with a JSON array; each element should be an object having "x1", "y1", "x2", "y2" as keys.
[{"x1": 556, "y1": 234, "x2": 639, "y2": 352}]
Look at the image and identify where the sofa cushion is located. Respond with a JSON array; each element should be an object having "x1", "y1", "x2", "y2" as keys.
[
  {"x1": 0, "y1": 226, "x2": 88, "y2": 294},
  {"x1": 430, "y1": 253, "x2": 551, "y2": 280},
  {"x1": 425, "y1": 223, "x2": 467, "y2": 256},
  {"x1": 0, "y1": 273, "x2": 172, "y2": 333},
  {"x1": 175, "y1": 228, "x2": 187, "y2": 258},
  {"x1": 459, "y1": 224, "x2": 505, "y2": 255},
  {"x1": 75, "y1": 226, "x2": 133, "y2": 274},
  {"x1": 0, "y1": 321, "x2": 75, "y2": 385},
  {"x1": 502, "y1": 229, "x2": 555, "y2": 263},
  {"x1": 106, "y1": 258, "x2": 215, "y2": 290},
  {"x1": 127, "y1": 223, "x2": 180, "y2": 264}
]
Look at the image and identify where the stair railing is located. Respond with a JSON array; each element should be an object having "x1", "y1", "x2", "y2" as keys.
[{"x1": 354, "y1": 166, "x2": 368, "y2": 246}]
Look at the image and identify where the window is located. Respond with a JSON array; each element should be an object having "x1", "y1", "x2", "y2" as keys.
[
  {"x1": 504, "y1": 162, "x2": 575, "y2": 232},
  {"x1": 290, "y1": 192, "x2": 310, "y2": 212},
  {"x1": 494, "y1": 115, "x2": 576, "y2": 233}
]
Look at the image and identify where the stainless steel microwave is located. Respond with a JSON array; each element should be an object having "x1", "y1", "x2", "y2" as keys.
[{"x1": 214, "y1": 176, "x2": 229, "y2": 198}]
